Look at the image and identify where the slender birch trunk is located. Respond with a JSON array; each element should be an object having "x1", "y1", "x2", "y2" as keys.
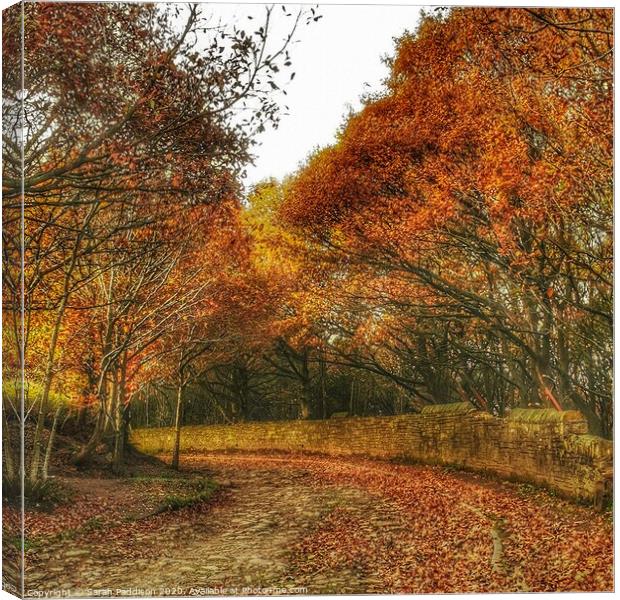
[
  {"x1": 171, "y1": 381, "x2": 185, "y2": 470},
  {"x1": 42, "y1": 405, "x2": 63, "y2": 480}
]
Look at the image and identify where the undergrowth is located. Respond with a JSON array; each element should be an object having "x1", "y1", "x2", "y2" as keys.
[
  {"x1": 3, "y1": 476, "x2": 71, "y2": 509},
  {"x1": 157, "y1": 478, "x2": 219, "y2": 513}
]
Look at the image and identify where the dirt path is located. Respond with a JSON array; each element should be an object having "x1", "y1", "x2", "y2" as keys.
[
  {"x1": 28, "y1": 456, "x2": 404, "y2": 596},
  {"x1": 25, "y1": 452, "x2": 613, "y2": 596}
]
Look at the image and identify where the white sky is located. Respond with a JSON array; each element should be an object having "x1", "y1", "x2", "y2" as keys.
[
  {"x1": 201, "y1": 4, "x2": 424, "y2": 188},
  {"x1": 181, "y1": 0, "x2": 608, "y2": 190},
  {"x1": 243, "y1": 4, "x2": 423, "y2": 186}
]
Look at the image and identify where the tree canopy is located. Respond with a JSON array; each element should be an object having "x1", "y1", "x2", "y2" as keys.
[{"x1": 2, "y1": 6, "x2": 613, "y2": 491}]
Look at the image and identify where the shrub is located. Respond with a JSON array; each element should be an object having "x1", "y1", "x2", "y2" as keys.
[{"x1": 3, "y1": 475, "x2": 70, "y2": 508}]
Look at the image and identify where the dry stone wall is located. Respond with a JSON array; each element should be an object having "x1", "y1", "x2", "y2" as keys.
[{"x1": 130, "y1": 402, "x2": 613, "y2": 506}]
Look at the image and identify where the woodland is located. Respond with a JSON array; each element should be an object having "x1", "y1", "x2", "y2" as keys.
[
  {"x1": 2, "y1": 3, "x2": 613, "y2": 489},
  {"x1": 0, "y1": 4, "x2": 614, "y2": 594}
]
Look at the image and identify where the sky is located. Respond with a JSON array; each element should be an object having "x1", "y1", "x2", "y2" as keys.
[{"x1": 202, "y1": 4, "x2": 424, "y2": 188}]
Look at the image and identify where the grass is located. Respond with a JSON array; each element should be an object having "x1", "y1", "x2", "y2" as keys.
[
  {"x1": 124, "y1": 474, "x2": 184, "y2": 484},
  {"x1": 420, "y1": 402, "x2": 477, "y2": 415},
  {"x1": 123, "y1": 476, "x2": 220, "y2": 521},
  {"x1": 157, "y1": 478, "x2": 219, "y2": 512},
  {"x1": 4, "y1": 533, "x2": 39, "y2": 553}
]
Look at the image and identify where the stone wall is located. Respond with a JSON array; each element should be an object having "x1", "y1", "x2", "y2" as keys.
[{"x1": 130, "y1": 402, "x2": 613, "y2": 507}]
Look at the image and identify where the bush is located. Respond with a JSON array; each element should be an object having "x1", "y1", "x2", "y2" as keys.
[{"x1": 3, "y1": 475, "x2": 70, "y2": 508}]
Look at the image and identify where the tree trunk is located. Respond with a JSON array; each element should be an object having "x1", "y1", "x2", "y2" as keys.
[
  {"x1": 2, "y1": 402, "x2": 16, "y2": 483},
  {"x1": 74, "y1": 268, "x2": 116, "y2": 466},
  {"x1": 112, "y1": 353, "x2": 128, "y2": 473},
  {"x1": 171, "y1": 383, "x2": 184, "y2": 470},
  {"x1": 299, "y1": 348, "x2": 312, "y2": 419},
  {"x1": 320, "y1": 350, "x2": 327, "y2": 419},
  {"x1": 349, "y1": 379, "x2": 355, "y2": 416},
  {"x1": 299, "y1": 394, "x2": 311, "y2": 419},
  {"x1": 123, "y1": 402, "x2": 131, "y2": 450},
  {"x1": 42, "y1": 405, "x2": 62, "y2": 480},
  {"x1": 28, "y1": 226, "x2": 85, "y2": 484},
  {"x1": 72, "y1": 400, "x2": 106, "y2": 466},
  {"x1": 29, "y1": 298, "x2": 67, "y2": 484}
]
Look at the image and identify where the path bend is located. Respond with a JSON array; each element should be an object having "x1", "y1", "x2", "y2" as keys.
[{"x1": 30, "y1": 452, "x2": 613, "y2": 595}]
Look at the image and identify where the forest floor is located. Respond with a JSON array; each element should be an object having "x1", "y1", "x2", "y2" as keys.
[{"x1": 10, "y1": 451, "x2": 613, "y2": 596}]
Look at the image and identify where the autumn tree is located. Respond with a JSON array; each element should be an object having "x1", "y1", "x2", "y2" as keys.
[
  {"x1": 282, "y1": 8, "x2": 612, "y2": 433},
  {"x1": 2, "y1": 2, "x2": 314, "y2": 489}
]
